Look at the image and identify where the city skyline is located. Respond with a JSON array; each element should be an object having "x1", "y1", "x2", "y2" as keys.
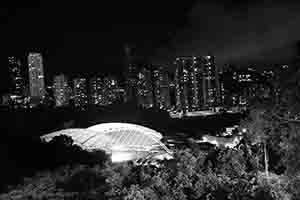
[
  {"x1": 2, "y1": 1, "x2": 300, "y2": 113},
  {"x1": 2, "y1": 51, "x2": 284, "y2": 115},
  {"x1": 2, "y1": 1, "x2": 300, "y2": 91}
]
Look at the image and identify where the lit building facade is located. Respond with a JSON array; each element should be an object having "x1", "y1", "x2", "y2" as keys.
[
  {"x1": 236, "y1": 68, "x2": 264, "y2": 109},
  {"x1": 125, "y1": 63, "x2": 138, "y2": 102},
  {"x1": 159, "y1": 70, "x2": 171, "y2": 110},
  {"x1": 53, "y1": 74, "x2": 70, "y2": 107},
  {"x1": 28, "y1": 53, "x2": 45, "y2": 103},
  {"x1": 202, "y1": 55, "x2": 220, "y2": 110},
  {"x1": 174, "y1": 57, "x2": 190, "y2": 113},
  {"x1": 8, "y1": 56, "x2": 26, "y2": 107},
  {"x1": 175, "y1": 57, "x2": 203, "y2": 113},
  {"x1": 218, "y1": 69, "x2": 226, "y2": 106},
  {"x1": 8, "y1": 56, "x2": 25, "y2": 96},
  {"x1": 73, "y1": 78, "x2": 88, "y2": 108},
  {"x1": 174, "y1": 66, "x2": 183, "y2": 112},
  {"x1": 221, "y1": 65, "x2": 266, "y2": 111},
  {"x1": 174, "y1": 55, "x2": 221, "y2": 112},
  {"x1": 137, "y1": 67, "x2": 154, "y2": 109},
  {"x1": 90, "y1": 77, "x2": 105, "y2": 105},
  {"x1": 90, "y1": 76, "x2": 123, "y2": 106},
  {"x1": 220, "y1": 65, "x2": 239, "y2": 108},
  {"x1": 152, "y1": 67, "x2": 171, "y2": 110},
  {"x1": 104, "y1": 76, "x2": 122, "y2": 105},
  {"x1": 124, "y1": 46, "x2": 138, "y2": 102},
  {"x1": 190, "y1": 57, "x2": 204, "y2": 111}
]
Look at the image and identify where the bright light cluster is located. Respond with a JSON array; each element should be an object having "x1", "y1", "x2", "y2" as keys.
[{"x1": 41, "y1": 123, "x2": 173, "y2": 163}]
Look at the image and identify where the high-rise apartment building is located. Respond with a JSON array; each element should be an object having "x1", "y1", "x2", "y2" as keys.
[
  {"x1": 104, "y1": 76, "x2": 121, "y2": 105},
  {"x1": 137, "y1": 67, "x2": 154, "y2": 109},
  {"x1": 175, "y1": 57, "x2": 202, "y2": 112},
  {"x1": 152, "y1": 67, "x2": 171, "y2": 110},
  {"x1": 73, "y1": 78, "x2": 88, "y2": 108},
  {"x1": 174, "y1": 57, "x2": 188, "y2": 113},
  {"x1": 90, "y1": 76, "x2": 121, "y2": 106},
  {"x1": 202, "y1": 55, "x2": 220, "y2": 109},
  {"x1": 124, "y1": 46, "x2": 138, "y2": 102},
  {"x1": 125, "y1": 63, "x2": 138, "y2": 102},
  {"x1": 190, "y1": 57, "x2": 203, "y2": 111},
  {"x1": 90, "y1": 77, "x2": 105, "y2": 105},
  {"x1": 174, "y1": 55, "x2": 221, "y2": 112},
  {"x1": 152, "y1": 68, "x2": 161, "y2": 108},
  {"x1": 53, "y1": 74, "x2": 70, "y2": 107},
  {"x1": 8, "y1": 56, "x2": 26, "y2": 107},
  {"x1": 28, "y1": 53, "x2": 45, "y2": 102},
  {"x1": 8, "y1": 56, "x2": 25, "y2": 96}
]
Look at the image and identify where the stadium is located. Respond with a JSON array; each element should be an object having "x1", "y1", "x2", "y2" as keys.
[{"x1": 41, "y1": 123, "x2": 173, "y2": 163}]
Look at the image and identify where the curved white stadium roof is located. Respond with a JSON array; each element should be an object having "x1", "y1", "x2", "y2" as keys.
[
  {"x1": 41, "y1": 123, "x2": 172, "y2": 158},
  {"x1": 87, "y1": 123, "x2": 163, "y2": 140}
]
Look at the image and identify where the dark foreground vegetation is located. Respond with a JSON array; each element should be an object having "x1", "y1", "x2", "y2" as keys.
[
  {"x1": 0, "y1": 135, "x2": 108, "y2": 193},
  {"x1": 1, "y1": 122, "x2": 300, "y2": 200}
]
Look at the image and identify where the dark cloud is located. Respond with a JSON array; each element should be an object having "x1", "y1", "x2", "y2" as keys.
[{"x1": 152, "y1": 1, "x2": 300, "y2": 67}]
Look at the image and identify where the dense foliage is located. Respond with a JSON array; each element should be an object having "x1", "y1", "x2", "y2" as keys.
[
  {"x1": 0, "y1": 135, "x2": 107, "y2": 193},
  {"x1": 1, "y1": 136, "x2": 298, "y2": 200}
]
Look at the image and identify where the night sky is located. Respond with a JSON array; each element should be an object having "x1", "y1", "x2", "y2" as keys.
[
  {"x1": 153, "y1": 0, "x2": 300, "y2": 67},
  {"x1": 1, "y1": 0, "x2": 300, "y2": 89}
]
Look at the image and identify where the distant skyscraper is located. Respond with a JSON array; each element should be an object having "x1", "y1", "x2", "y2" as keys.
[
  {"x1": 53, "y1": 74, "x2": 70, "y2": 107},
  {"x1": 8, "y1": 56, "x2": 25, "y2": 96},
  {"x1": 220, "y1": 65, "x2": 237, "y2": 108},
  {"x1": 159, "y1": 69, "x2": 171, "y2": 110},
  {"x1": 152, "y1": 67, "x2": 171, "y2": 110},
  {"x1": 90, "y1": 76, "x2": 122, "y2": 106},
  {"x1": 28, "y1": 53, "x2": 45, "y2": 102},
  {"x1": 73, "y1": 78, "x2": 88, "y2": 108},
  {"x1": 174, "y1": 55, "x2": 221, "y2": 112},
  {"x1": 137, "y1": 67, "x2": 154, "y2": 108},
  {"x1": 104, "y1": 76, "x2": 120, "y2": 105},
  {"x1": 221, "y1": 65, "x2": 266, "y2": 110},
  {"x1": 218, "y1": 69, "x2": 225, "y2": 106},
  {"x1": 152, "y1": 68, "x2": 161, "y2": 108},
  {"x1": 202, "y1": 55, "x2": 220, "y2": 110},
  {"x1": 174, "y1": 62, "x2": 184, "y2": 113},
  {"x1": 125, "y1": 63, "x2": 138, "y2": 102},
  {"x1": 237, "y1": 67, "x2": 265, "y2": 109},
  {"x1": 175, "y1": 57, "x2": 201, "y2": 113},
  {"x1": 174, "y1": 58, "x2": 184, "y2": 112},
  {"x1": 90, "y1": 77, "x2": 105, "y2": 105},
  {"x1": 8, "y1": 56, "x2": 26, "y2": 107},
  {"x1": 124, "y1": 45, "x2": 138, "y2": 102},
  {"x1": 190, "y1": 57, "x2": 203, "y2": 111}
]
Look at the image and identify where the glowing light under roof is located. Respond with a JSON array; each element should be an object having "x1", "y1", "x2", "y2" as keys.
[{"x1": 111, "y1": 152, "x2": 136, "y2": 163}]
